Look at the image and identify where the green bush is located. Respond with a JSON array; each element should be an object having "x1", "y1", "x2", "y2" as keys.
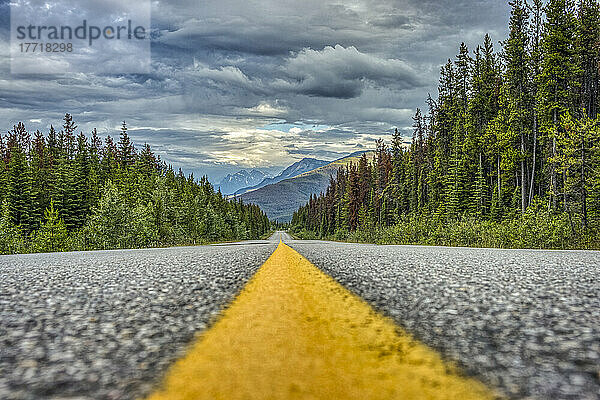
[
  {"x1": 31, "y1": 200, "x2": 69, "y2": 253},
  {"x1": 301, "y1": 211, "x2": 599, "y2": 250},
  {"x1": 0, "y1": 201, "x2": 26, "y2": 254}
]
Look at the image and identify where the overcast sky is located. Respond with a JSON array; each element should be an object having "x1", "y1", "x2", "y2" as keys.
[{"x1": 0, "y1": 0, "x2": 511, "y2": 182}]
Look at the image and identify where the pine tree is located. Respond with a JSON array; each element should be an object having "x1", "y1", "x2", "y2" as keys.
[
  {"x1": 468, "y1": 35, "x2": 500, "y2": 217},
  {"x1": 445, "y1": 153, "x2": 461, "y2": 218},
  {"x1": 63, "y1": 113, "x2": 77, "y2": 159},
  {"x1": 471, "y1": 151, "x2": 489, "y2": 217},
  {"x1": 7, "y1": 123, "x2": 33, "y2": 231},
  {"x1": 576, "y1": 0, "x2": 600, "y2": 118},
  {"x1": 73, "y1": 132, "x2": 90, "y2": 227},
  {"x1": 30, "y1": 130, "x2": 47, "y2": 228},
  {"x1": 539, "y1": 0, "x2": 580, "y2": 211},
  {"x1": 346, "y1": 164, "x2": 360, "y2": 231},
  {"x1": 590, "y1": 125, "x2": 600, "y2": 224},
  {"x1": 411, "y1": 108, "x2": 426, "y2": 212},
  {"x1": 0, "y1": 199, "x2": 24, "y2": 254},
  {"x1": 33, "y1": 200, "x2": 69, "y2": 253},
  {"x1": 528, "y1": 0, "x2": 544, "y2": 204},
  {"x1": 505, "y1": 0, "x2": 531, "y2": 213},
  {"x1": 555, "y1": 112, "x2": 598, "y2": 227},
  {"x1": 118, "y1": 121, "x2": 135, "y2": 168},
  {"x1": 0, "y1": 135, "x2": 7, "y2": 207},
  {"x1": 88, "y1": 128, "x2": 102, "y2": 208}
]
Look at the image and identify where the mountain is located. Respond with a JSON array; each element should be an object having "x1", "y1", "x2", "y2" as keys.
[
  {"x1": 240, "y1": 151, "x2": 371, "y2": 222},
  {"x1": 215, "y1": 169, "x2": 269, "y2": 195},
  {"x1": 234, "y1": 158, "x2": 328, "y2": 195}
]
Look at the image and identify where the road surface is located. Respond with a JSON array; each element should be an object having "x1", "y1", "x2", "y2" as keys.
[
  {"x1": 0, "y1": 244, "x2": 277, "y2": 399},
  {"x1": 0, "y1": 232, "x2": 598, "y2": 399},
  {"x1": 290, "y1": 239, "x2": 600, "y2": 399}
]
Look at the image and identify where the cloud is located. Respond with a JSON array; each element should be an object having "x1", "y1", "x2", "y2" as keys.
[
  {"x1": 275, "y1": 45, "x2": 424, "y2": 99},
  {"x1": 244, "y1": 102, "x2": 288, "y2": 117},
  {"x1": 187, "y1": 63, "x2": 263, "y2": 92},
  {"x1": 192, "y1": 63, "x2": 249, "y2": 84},
  {"x1": 153, "y1": 1, "x2": 375, "y2": 56},
  {"x1": 8, "y1": 0, "x2": 151, "y2": 74},
  {"x1": 0, "y1": 0, "x2": 511, "y2": 181},
  {"x1": 368, "y1": 14, "x2": 413, "y2": 29}
]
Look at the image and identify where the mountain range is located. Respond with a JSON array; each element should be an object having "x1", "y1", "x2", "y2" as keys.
[
  {"x1": 233, "y1": 158, "x2": 328, "y2": 196},
  {"x1": 215, "y1": 169, "x2": 269, "y2": 195},
  {"x1": 239, "y1": 151, "x2": 370, "y2": 222}
]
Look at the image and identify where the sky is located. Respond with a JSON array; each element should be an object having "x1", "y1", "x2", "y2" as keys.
[{"x1": 0, "y1": 0, "x2": 511, "y2": 182}]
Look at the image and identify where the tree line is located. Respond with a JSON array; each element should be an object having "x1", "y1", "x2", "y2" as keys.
[
  {"x1": 0, "y1": 114, "x2": 270, "y2": 254},
  {"x1": 291, "y1": 0, "x2": 600, "y2": 249}
]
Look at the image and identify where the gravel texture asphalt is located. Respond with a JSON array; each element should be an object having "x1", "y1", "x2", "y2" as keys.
[
  {"x1": 0, "y1": 242, "x2": 277, "y2": 400},
  {"x1": 288, "y1": 240, "x2": 600, "y2": 400},
  {"x1": 2, "y1": 234, "x2": 599, "y2": 400}
]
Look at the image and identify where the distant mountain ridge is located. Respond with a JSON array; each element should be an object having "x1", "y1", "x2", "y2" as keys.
[
  {"x1": 215, "y1": 169, "x2": 269, "y2": 195},
  {"x1": 234, "y1": 157, "x2": 328, "y2": 195},
  {"x1": 240, "y1": 151, "x2": 371, "y2": 222}
]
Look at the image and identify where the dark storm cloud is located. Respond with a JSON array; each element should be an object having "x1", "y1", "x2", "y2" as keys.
[
  {"x1": 275, "y1": 45, "x2": 425, "y2": 99},
  {"x1": 367, "y1": 13, "x2": 414, "y2": 29},
  {"x1": 0, "y1": 0, "x2": 510, "y2": 181},
  {"x1": 153, "y1": 0, "x2": 376, "y2": 56}
]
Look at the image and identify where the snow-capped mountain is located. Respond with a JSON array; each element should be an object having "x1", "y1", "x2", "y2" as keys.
[
  {"x1": 239, "y1": 152, "x2": 370, "y2": 221},
  {"x1": 215, "y1": 169, "x2": 269, "y2": 195},
  {"x1": 234, "y1": 158, "x2": 328, "y2": 196}
]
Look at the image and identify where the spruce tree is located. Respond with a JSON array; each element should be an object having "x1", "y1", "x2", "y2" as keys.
[
  {"x1": 505, "y1": 0, "x2": 531, "y2": 213},
  {"x1": 576, "y1": 0, "x2": 600, "y2": 118},
  {"x1": 118, "y1": 121, "x2": 135, "y2": 168},
  {"x1": 7, "y1": 123, "x2": 33, "y2": 232},
  {"x1": 33, "y1": 200, "x2": 69, "y2": 253},
  {"x1": 73, "y1": 132, "x2": 90, "y2": 227},
  {"x1": 528, "y1": 0, "x2": 544, "y2": 204},
  {"x1": 539, "y1": 0, "x2": 580, "y2": 210},
  {"x1": 0, "y1": 134, "x2": 8, "y2": 207},
  {"x1": 30, "y1": 130, "x2": 47, "y2": 229}
]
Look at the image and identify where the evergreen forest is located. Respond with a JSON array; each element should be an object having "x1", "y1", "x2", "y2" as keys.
[
  {"x1": 291, "y1": 0, "x2": 600, "y2": 249},
  {"x1": 0, "y1": 114, "x2": 270, "y2": 254}
]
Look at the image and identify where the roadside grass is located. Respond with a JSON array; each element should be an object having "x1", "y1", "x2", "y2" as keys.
[{"x1": 293, "y1": 212, "x2": 600, "y2": 250}]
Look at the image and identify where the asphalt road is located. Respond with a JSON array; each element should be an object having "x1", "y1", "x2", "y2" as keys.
[
  {"x1": 1, "y1": 233, "x2": 599, "y2": 399},
  {"x1": 288, "y1": 240, "x2": 600, "y2": 400},
  {"x1": 270, "y1": 231, "x2": 293, "y2": 242},
  {"x1": 0, "y1": 243, "x2": 277, "y2": 400}
]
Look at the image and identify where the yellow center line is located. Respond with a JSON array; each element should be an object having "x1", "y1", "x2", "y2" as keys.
[{"x1": 146, "y1": 241, "x2": 498, "y2": 400}]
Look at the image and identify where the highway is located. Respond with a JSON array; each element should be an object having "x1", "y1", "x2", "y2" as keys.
[
  {"x1": 290, "y1": 239, "x2": 600, "y2": 399},
  {"x1": 0, "y1": 243, "x2": 277, "y2": 399},
  {"x1": 1, "y1": 232, "x2": 598, "y2": 399}
]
